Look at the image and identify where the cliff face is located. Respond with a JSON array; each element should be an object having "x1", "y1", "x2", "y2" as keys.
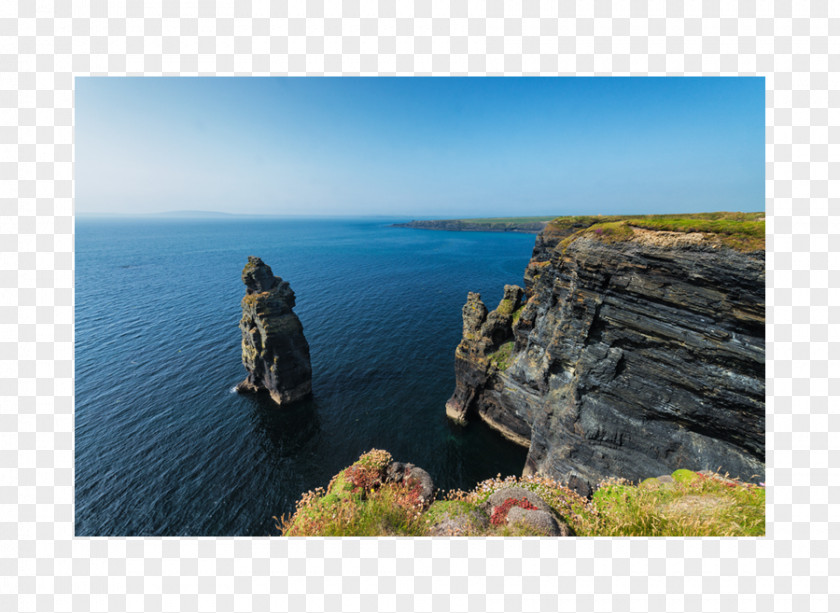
[
  {"x1": 446, "y1": 221, "x2": 765, "y2": 492},
  {"x1": 235, "y1": 256, "x2": 312, "y2": 406}
]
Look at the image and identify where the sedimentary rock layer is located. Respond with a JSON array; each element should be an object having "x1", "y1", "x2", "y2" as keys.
[
  {"x1": 235, "y1": 256, "x2": 312, "y2": 406},
  {"x1": 446, "y1": 222, "x2": 766, "y2": 491}
]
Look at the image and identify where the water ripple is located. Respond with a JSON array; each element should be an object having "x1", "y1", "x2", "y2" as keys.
[{"x1": 76, "y1": 218, "x2": 533, "y2": 535}]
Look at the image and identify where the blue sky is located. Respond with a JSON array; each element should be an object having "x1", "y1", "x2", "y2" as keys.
[{"x1": 75, "y1": 77, "x2": 764, "y2": 217}]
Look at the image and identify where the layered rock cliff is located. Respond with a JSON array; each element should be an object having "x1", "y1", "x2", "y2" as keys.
[
  {"x1": 445, "y1": 214, "x2": 766, "y2": 493},
  {"x1": 235, "y1": 256, "x2": 312, "y2": 406}
]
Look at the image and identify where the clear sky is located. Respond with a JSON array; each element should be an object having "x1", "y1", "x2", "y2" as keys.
[{"x1": 75, "y1": 77, "x2": 764, "y2": 218}]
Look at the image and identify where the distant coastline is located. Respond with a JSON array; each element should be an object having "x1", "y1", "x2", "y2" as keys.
[{"x1": 392, "y1": 217, "x2": 555, "y2": 234}]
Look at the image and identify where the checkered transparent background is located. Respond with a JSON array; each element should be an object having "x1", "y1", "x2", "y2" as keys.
[{"x1": 1, "y1": 1, "x2": 837, "y2": 612}]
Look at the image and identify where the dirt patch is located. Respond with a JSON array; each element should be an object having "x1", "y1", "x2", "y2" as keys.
[{"x1": 629, "y1": 227, "x2": 722, "y2": 249}]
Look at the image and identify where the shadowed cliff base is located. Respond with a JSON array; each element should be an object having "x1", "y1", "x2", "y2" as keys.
[{"x1": 445, "y1": 212, "x2": 765, "y2": 493}]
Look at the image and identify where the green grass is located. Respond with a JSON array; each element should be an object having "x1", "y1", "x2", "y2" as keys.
[
  {"x1": 488, "y1": 341, "x2": 515, "y2": 371},
  {"x1": 422, "y1": 500, "x2": 488, "y2": 536},
  {"x1": 545, "y1": 215, "x2": 633, "y2": 233},
  {"x1": 495, "y1": 298, "x2": 518, "y2": 316},
  {"x1": 281, "y1": 450, "x2": 429, "y2": 536},
  {"x1": 511, "y1": 305, "x2": 525, "y2": 325},
  {"x1": 546, "y1": 211, "x2": 765, "y2": 252},
  {"x1": 280, "y1": 452, "x2": 765, "y2": 537},
  {"x1": 448, "y1": 470, "x2": 764, "y2": 537},
  {"x1": 582, "y1": 472, "x2": 765, "y2": 536}
]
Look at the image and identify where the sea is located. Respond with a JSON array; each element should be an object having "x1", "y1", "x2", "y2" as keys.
[{"x1": 75, "y1": 217, "x2": 537, "y2": 535}]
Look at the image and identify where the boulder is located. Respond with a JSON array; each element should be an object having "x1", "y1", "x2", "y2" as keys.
[
  {"x1": 505, "y1": 506, "x2": 572, "y2": 537},
  {"x1": 385, "y1": 462, "x2": 435, "y2": 506}
]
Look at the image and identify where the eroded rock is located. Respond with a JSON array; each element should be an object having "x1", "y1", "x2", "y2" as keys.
[
  {"x1": 385, "y1": 461, "x2": 435, "y2": 506},
  {"x1": 444, "y1": 285, "x2": 525, "y2": 426},
  {"x1": 481, "y1": 486, "x2": 574, "y2": 536},
  {"x1": 505, "y1": 506, "x2": 572, "y2": 537},
  {"x1": 235, "y1": 256, "x2": 312, "y2": 406}
]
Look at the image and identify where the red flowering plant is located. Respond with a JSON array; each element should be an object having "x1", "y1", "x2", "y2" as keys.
[{"x1": 490, "y1": 497, "x2": 539, "y2": 526}]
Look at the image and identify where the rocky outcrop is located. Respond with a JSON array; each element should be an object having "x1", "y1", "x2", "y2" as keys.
[
  {"x1": 445, "y1": 219, "x2": 766, "y2": 491},
  {"x1": 445, "y1": 285, "x2": 530, "y2": 446},
  {"x1": 481, "y1": 486, "x2": 574, "y2": 536},
  {"x1": 385, "y1": 461, "x2": 436, "y2": 506},
  {"x1": 235, "y1": 256, "x2": 312, "y2": 406}
]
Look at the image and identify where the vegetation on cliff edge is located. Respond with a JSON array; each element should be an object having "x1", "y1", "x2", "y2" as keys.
[
  {"x1": 397, "y1": 212, "x2": 764, "y2": 250},
  {"x1": 277, "y1": 450, "x2": 765, "y2": 537},
  {"x1": 547, "y1": 211, "x2": 765, "y2": 252},
  {"x1": 488, "y1": 341, "x2": 515, "y2": 371}
]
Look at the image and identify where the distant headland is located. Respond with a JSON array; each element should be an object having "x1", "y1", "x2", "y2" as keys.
[{"x1": 392, "y1": 216, "x2": 556, "y2": 233}]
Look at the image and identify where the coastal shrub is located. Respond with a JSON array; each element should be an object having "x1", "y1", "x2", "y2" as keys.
[
  {"x1": 282, "y1": 477, "x2": 428, "y2": 537},
  {"x1": 281, "y1": 449, "x2": 430, "y2": 536}
]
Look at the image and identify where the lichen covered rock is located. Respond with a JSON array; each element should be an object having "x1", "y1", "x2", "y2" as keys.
[
  {"x1": 505, "y1": 506, "x2": 572, "y2": 536},
  {"x1": 235, "y1": 256, "x2": 312, "y2": 406}
]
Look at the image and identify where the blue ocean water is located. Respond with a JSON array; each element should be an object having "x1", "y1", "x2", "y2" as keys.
[{"x1": 75, "y1": 217, "x2": 536, "y2": 535}]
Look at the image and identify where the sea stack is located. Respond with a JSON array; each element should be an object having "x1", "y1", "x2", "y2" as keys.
[{"x1": 235, "y1": 256, "x2": 312, "y2": 406}]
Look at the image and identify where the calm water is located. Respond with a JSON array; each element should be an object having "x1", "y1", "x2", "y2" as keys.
[{"x1": 75, "y1": 217, "x2": 535, "y2": 535}]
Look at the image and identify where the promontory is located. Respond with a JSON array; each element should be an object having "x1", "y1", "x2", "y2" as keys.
[{"x1": 444, "y1": 212, "x2": 765, "y2": 494}]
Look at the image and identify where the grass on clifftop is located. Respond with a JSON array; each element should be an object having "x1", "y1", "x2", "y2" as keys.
[
  {"x1": 547, "y1": 211, "x2": 765, "y2": 252},
  {"x1": 278, "y1": 450, "x2": 765, "y2": 537}
]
